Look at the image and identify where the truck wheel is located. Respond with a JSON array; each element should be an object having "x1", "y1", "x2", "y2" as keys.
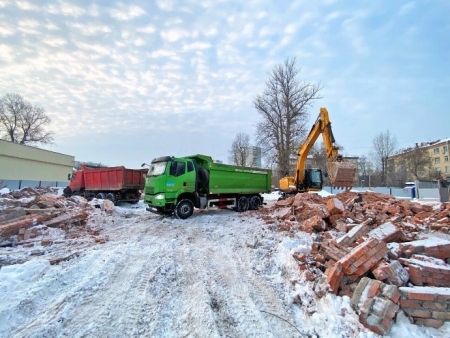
[
  {"x1": 96, "y1": 193, "x2": 106, "y2": 199},
  {"x1": 174, "y1": 199, "x2": 194, "y2": 219},
  {"x1": 236, "y1": 196, "x2": 249, "y2": 212},
  {"x1": 197, "y1": 168, "x2": 209, "y2": 186},
  {"x1": 106, "y1": 193, "x2": 116, "y2": 204},
  {"x1": 249, "y1": 195, "x2": 261, "y2": 210}
]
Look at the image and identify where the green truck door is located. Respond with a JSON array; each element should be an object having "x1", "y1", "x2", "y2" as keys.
[{"x1": 165, "y1": 160, "x2": 196, "y2": 197}]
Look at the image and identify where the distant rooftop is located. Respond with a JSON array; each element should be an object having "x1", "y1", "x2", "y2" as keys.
[{"x1": 394, "y1": 137, "x2": 450, "y2": 155}]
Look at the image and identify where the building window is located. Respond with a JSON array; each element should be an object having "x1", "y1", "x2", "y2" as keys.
[
  {"x1": 435, "y1": 157, "x2": 440, "y2": 164},
  {"x1": 445, "y1": 156, "x2": 449, "y2": 162},
  {"x1": 434, "y1": 148, "x2": 440, "y2": 154},
  {"x1": 436, "y1": 167, "x2": 441, "y2": 172},
  {"x1": 444, "y1": 145, "x2": 448, "y2": 153},
  {"x1": 446, "y1": 166, "x2": 449, "y2": 173}
]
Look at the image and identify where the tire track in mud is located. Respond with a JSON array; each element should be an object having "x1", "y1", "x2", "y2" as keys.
[
  {"x1": 175, "y1": 224, "x2": 300, "y2": 338},
  {"x1": 234, "y1": 247, "x2": 304, "y2": 337},
  {"x1": 15, "y1": 217, "x2": 175, "y2": 337},
  {"x1": 11, "y1": 210, "x2": 306, "y2": 338},
  {"x1": 134, "y1": 225, "x2": 231, "y2": 337},
  {"x1": 204, "y1": 222, "x2": 303, "y2": 337},
  {"x1": 205, "y1": 247, "x2": 276, "y2": 337},
  {"x1": 63, "y1": 226, "x2": 176, "y2": 337},
  {"x1": 166, "y1": 230, "x2": 222, "y2": 338}
]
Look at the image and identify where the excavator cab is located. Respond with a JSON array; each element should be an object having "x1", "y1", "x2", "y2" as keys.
[
  {"x1": 304, "y1": 168, "x2": 323, "y2": 190},
  {"x1": 279, "y1": 168, "x2": 323, "y2": 193}
]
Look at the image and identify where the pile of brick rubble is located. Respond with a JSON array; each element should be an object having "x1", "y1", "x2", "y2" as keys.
[
  {"x1": 0, "y1": 187, "x2": 113, "y2": 265},
  {"x1": 260, "y1": 191, "x2": 450, "y2": 334}
]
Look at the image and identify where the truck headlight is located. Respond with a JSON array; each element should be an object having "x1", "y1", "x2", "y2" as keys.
[{"x1": 155, "y1": 194, "x2": 165, "y2": 200}]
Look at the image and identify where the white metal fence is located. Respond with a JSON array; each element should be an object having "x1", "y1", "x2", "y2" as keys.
[{"x1": 323, "y1": 186, "x2": 449, "y2": 202}]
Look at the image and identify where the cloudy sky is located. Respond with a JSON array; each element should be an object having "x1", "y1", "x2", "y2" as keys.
[{"x1": 1, "y1": 0, "x2": 448, "y2": 168}]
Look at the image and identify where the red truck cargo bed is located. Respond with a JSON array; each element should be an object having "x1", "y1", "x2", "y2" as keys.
[{"x1": 83, "y1": 166, "x2": 147, "y2": 191}]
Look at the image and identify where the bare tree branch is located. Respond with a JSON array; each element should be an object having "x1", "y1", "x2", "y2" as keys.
[
  {"x1": 0, "y1": 93, "x2": 54, "y2": 145},
  {"x1": 371, "y1": 129, "x2": 397, "y2": 186},
  {"x1": 228, "y1": 133, "x2": 251, "y2": 166},
  {"x1": 253, "y1": 57, "x2": 323, "y2": 179}
]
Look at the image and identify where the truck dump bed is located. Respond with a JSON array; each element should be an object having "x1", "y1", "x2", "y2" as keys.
[
  {"x1": 188, "y1": 155, "x2": 271, "y2": 194},
  {"x1": 83, "y1": 166, "x2": 147, "y2": 191}
]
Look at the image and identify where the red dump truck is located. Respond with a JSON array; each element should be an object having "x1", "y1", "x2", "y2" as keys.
[{"x1": 63, "y1": 165, "x2": 148, "y2": 204}]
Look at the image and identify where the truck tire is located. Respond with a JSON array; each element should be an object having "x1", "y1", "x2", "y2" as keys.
[
  {"x1": 235, "y1": 196, "x2": 249, "y2": 212},
  {"x1": 198, "y1": 168, "x2": 209, "y2": 187},
  {"x1": 106, "y1": 193, "x2": 116, "y2": 205},
  {"x1": 174, "y1": 199, "x2": 194, "y2": 219},
  {"x1": 96, "y1": 193, "x2": 106, "y2": 199},
  {"x1": 249, "y1": 195, "x2": 261, "y2": 210}
]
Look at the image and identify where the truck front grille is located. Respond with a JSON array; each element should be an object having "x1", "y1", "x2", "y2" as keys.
[{"x1": 144, "y1": 186, "x2": 154, "y2": 194}]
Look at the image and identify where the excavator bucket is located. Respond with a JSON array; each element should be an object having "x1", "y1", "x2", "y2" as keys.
[{"x1": 327, "y1": 161, "x2": 356, "y2": 189}]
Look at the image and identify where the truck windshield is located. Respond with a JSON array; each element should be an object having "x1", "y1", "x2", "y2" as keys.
[{"x1": 147, "y1": 162, "x2": 167, "y2": 176}]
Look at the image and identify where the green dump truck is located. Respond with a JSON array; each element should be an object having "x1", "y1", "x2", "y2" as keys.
[{"x1": 142, "y1": 154, "x2": 272, "y2": 219}]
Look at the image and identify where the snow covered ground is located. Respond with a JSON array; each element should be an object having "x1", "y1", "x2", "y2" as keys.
[{"x1": 1, "y1": 191, "x2": 450, "y2": 337}]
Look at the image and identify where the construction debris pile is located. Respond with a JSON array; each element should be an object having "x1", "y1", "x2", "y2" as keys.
[
  {"x1": 0, "y1": 187, "x2": 112, "y2": 266},
  {"x1": 261, "y1": 191, "x2": 450, "y2": 335},
  {"x1": 2, "y1": 187, "x2": 450, "y2": 335}
]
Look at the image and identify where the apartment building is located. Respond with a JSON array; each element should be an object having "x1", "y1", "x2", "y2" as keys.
[{"x1": 389, "y1": 138, "x2": 450, "y2": 182}]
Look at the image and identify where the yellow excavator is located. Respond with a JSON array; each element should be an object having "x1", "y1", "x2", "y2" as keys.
[{"x1": 279, "y1": 107, "x2": 356, "y2": 194}]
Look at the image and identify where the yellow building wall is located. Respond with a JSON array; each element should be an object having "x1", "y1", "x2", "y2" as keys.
[
  {"x1": 427, "y1": 141, "x2": 450, "y2": 178},
  {"x1": 0, "y1": 140, "x2": 74, "y2": 181}
]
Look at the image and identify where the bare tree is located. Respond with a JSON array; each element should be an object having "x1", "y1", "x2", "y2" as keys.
[
  {"x1": 358, "y1": 155, "x2": 368, "y2": 186},
  {"x1": 253, "y1": 57, "x2": 323, "y2": 179},
  {"x1": 0, "y1": 93, "x2": 54, "y2": 145},
  {"x1": 402, "y1": 146, "x2": 432, "y2": 180},
  {"x1": 228, "y1": 132, "x2": 251, "y2": 166},
  {"x1": 371, "y1": 129, "x2": 397, "y2": 186}
]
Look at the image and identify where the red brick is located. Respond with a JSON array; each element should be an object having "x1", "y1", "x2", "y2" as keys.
[
  {"x1": 385, "y1": 303, "x2": 399, "y2": 319},
  {"x1": 372, "y1": 263, "x2": 389, "y2": 280},
  {"x1": 381, "y1": 285, "x2": 401, "y2": 303},
  {"x1": 414, "y1": 318, "x2": 444, "y2": 328},
  {"x1": 327, "y1": 197, "x2": 345, "y2": 215},
  {"x1": 399, "y1": 287, "x2": 435, "y2": 301},
  {"x1": 399, "y1": 299, "x2": 420, "y2": 309},
  {"x1": 407, "y1": 292, "x2": 435, "y2": 301},
  {"x1": 41, "y1": 238, "x2": 53, "y2": 246},
  {"x1": 422, "y1": 301, "x2": 447, "y2": 310},
  {"x1": 431, "y1": 311, "x2": 450, "y2": 320},
  {"x1": 403, "y1": 308, "x2": 431, "y2": 318},
  {"x1": 436, "y1": 294, "x2": 450, "y2": 302},
  {"x1": 359, "y1": 297, "x2": 375, "y2": 314},
  {"x1": 325, "y1": 262, "x2": 343, "y2": 295},
  {"x1": 366, "y1": 280, "x2": 382, "y2": 298},
  {"x1": 408, "y1": 265, "x2": 423, "y2": 286}
]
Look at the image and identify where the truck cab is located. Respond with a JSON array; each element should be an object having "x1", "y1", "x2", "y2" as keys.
[{"x1": 143, "y1": 156, "x2": 198, "y2": 215}]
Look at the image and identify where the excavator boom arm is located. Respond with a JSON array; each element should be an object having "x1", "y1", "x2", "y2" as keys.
[
  {"x1": 294, "y1": 108, "x2": 338, "y2": 184},
  {"x1": 280, "y1": 107, "x2": 356, "y2": 193}
]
